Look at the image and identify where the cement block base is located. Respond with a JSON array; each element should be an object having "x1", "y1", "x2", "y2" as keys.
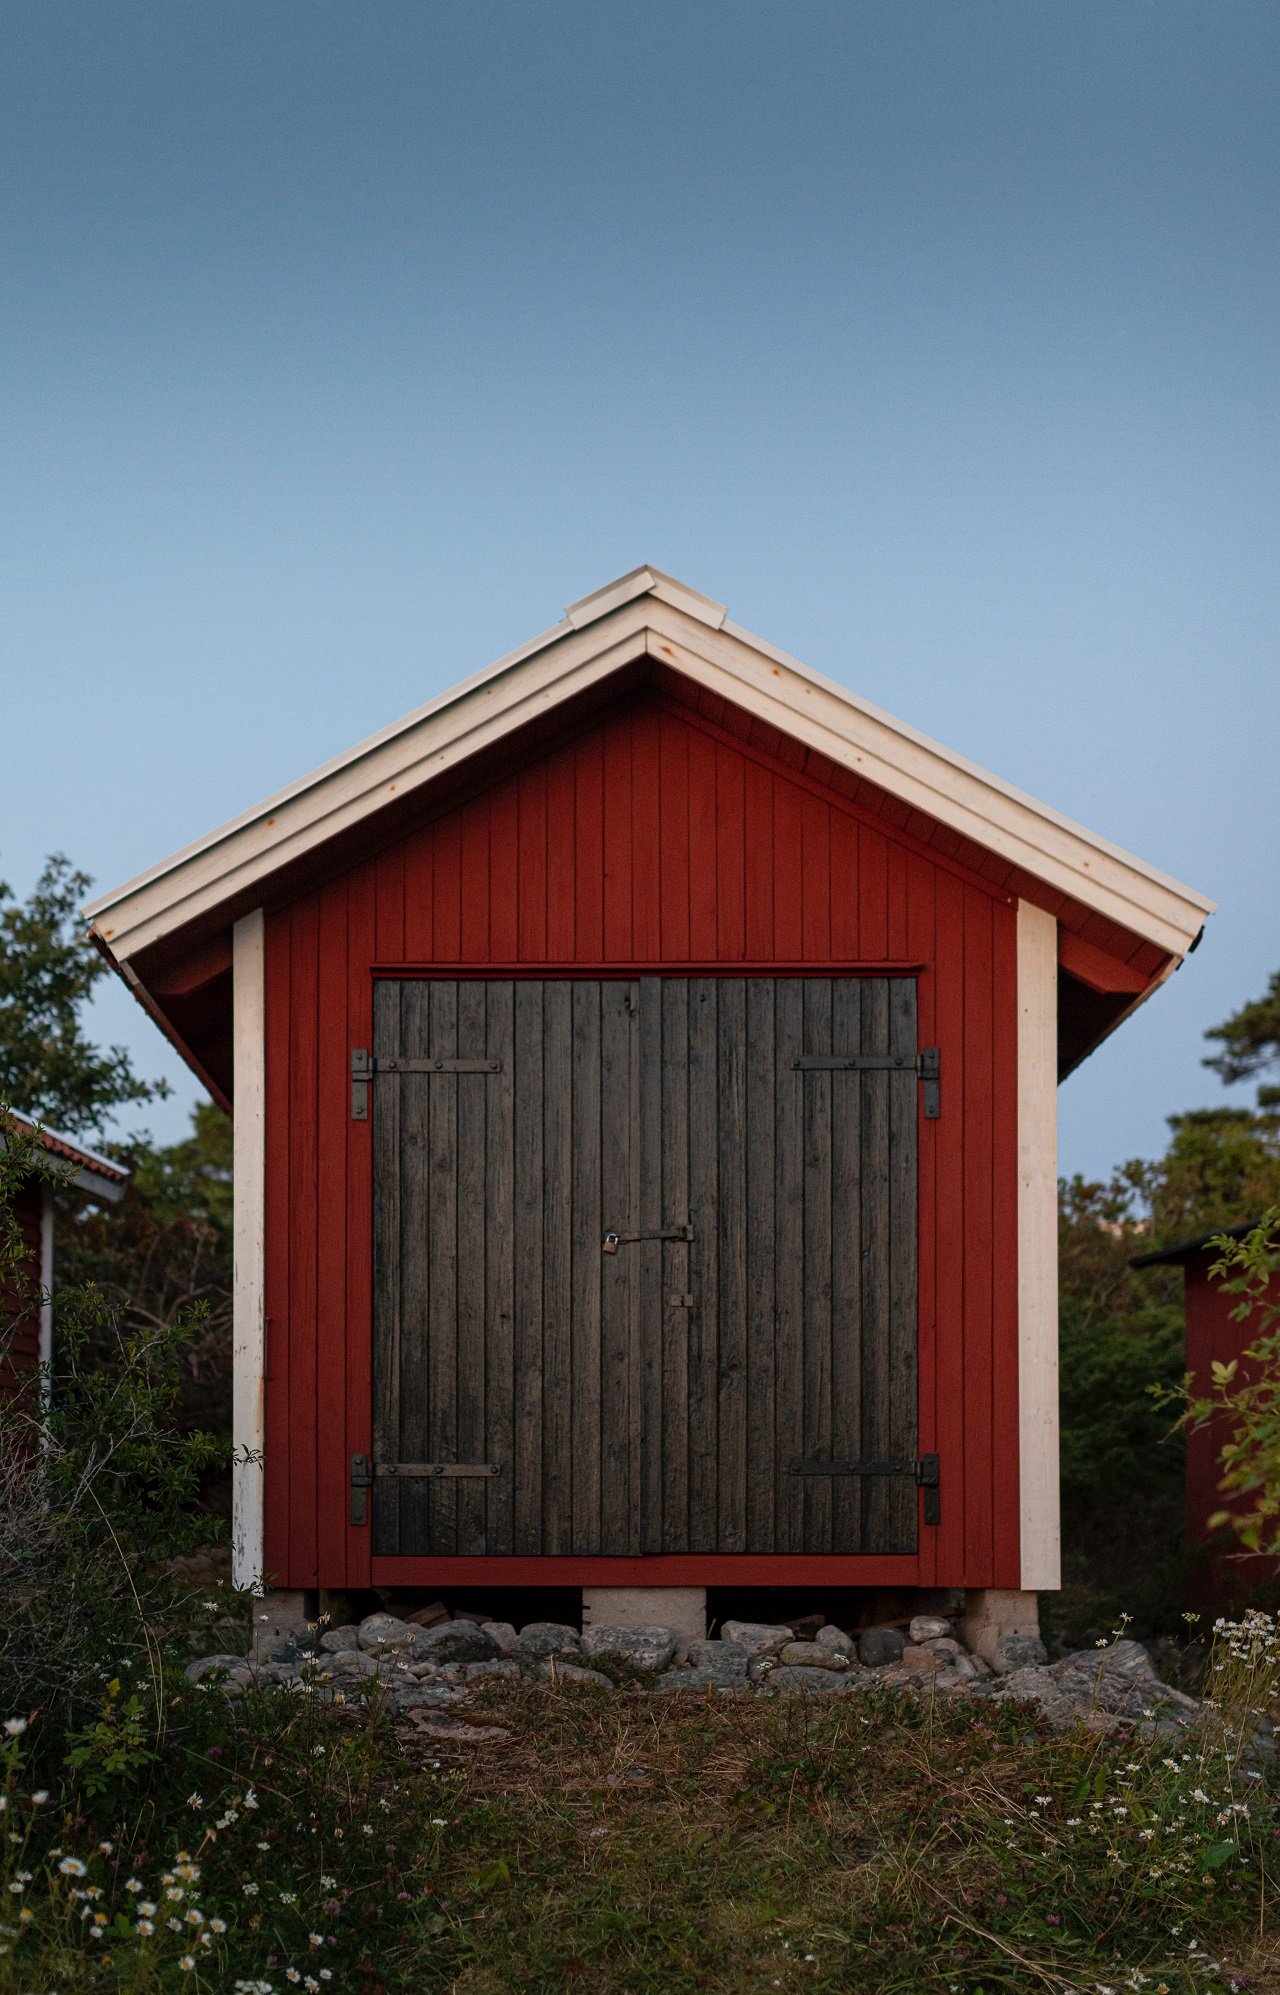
[
  {"x1": 959, "y1": 1588, "x2": 1040, "y2": 1666},
  {"x1": 253, "y1": 1587, "x2": 319, "y2": 1660},
  {"x1": 581, "y1": 1586, "x2": 707, "y2": 1643}
]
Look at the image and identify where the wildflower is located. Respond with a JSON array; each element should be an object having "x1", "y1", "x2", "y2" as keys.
[
  {"x1": 309, "y1": 1933, "x2": 324, "y2": 1948},
  {"x1": 137, "y1": 1919, "x2": 155, "y2": 1936},
  {"x1": 58, "y1": 1857, "x2": 88, "y2": 1878},
  {"x1": 320, "y1": 1875, "x2": 336, "y2": 1889},
  {"x1": 180, "y1": 1955, "x2": 197, "y2": 1972},
  {"x1": 31, "y1": 1791, "x2": 49, "y2": 1805},
  {"x1": 287, "y1": 1973, "x2": 302, "y2": 1986},
  {"x1": 244, "y1": 1788, "x2": 259, "y2": 1809},
  {"x1": 125, "y1": 1877, "x2": 143, "y2": 1893},
  {"x1": 6, "y1": 1884, "x2": 24, "y2": 1896},
  {"x1": 97, "y1": 1840, "x2": 113, "y2": 1854},
  {"x1": 169, "y1": 1917, "x2": 183, "y2": 1931},
  {"x1": 3, "y1": 1718, "x2": 27, "y2": 1737},
  {"x1": 243, "y1": 1881, "x2": 260, "y2": 1895},
  {"x1": 186, "y1": 1907, "x2": 206, "y2": 1925},
  {"x1": 211, "y1": 1917, "x2": 228, "y2": 1934},
  {"x1": 187, "y1": 1793, "x2": 205, "y2": 1809},
  {"x1": 305, "y1": 1981, "x2": 320, "y2": 1993},
  {"x1": 166, "y1": 1885, "x2": 186, "y2": 1902},
  {"x1": 138, "y1": 1900, "x2": 157, "y2": 1916},
  {"x1": 280, "y1": 1891, "x2": 298, "y2": 1904}
]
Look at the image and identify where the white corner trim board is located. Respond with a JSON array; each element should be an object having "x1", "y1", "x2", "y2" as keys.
[
  {"x1": 1017, "y1": 901, "x2": 1060, "y2": 1591},
  {"x1": 232, "y1": 909, "x2": 267, "y2": 1593}
]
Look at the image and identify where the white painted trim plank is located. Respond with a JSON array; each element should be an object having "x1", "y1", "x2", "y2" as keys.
[
  {"x1": 38, "y1": 1181, "x2": 54, "y2": 1376},
  {"x1": 86, "y1": 571, "x2": 1214, "y2": 967},
  {"x1": 232, "y1": 909, "x2": 267, "y2": 1592},
  {"x1": 1016, "y1": 901, "x2": 1060, "y2": 1591}
]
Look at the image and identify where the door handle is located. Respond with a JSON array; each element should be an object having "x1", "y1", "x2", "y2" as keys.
[{"x1": 602, "y1": 1224, "x2": 693, "y2": 1254}]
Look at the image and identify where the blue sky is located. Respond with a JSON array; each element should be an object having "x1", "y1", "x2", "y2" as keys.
[{"x1": 3, "y1": 1, "x2": 1276, "y2": 1179}]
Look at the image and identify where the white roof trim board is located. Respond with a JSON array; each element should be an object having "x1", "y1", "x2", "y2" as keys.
[{"x1": 87, "y1": 566, "x2": 1214, "y2": 965}]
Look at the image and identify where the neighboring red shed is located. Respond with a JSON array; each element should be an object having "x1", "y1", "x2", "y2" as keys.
[
  {"x1": 1133, "y1": 1223, "x2": 1280, "y2": 1605},
  {"x1": 85, "y1": 567, "x2": 1214, "y2": 1637},
  {"x1": 1, "y1": 1112, "x2": 128, "y2": 1389}
]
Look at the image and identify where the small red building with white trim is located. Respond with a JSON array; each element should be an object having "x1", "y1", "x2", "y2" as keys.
[
  {"x1": 86, "y1": 568, "x2": 1213, "y2": 1633},
  {"x1": 1, "y1": 1112, "x2": 128, "y2": 1389}
]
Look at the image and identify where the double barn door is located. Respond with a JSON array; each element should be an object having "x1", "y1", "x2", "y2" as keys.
[{"x1": 370, "y1": 976, "x2": 921, "y2": 1560}]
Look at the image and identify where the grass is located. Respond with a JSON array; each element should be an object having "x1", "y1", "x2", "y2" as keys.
[{"x1": 2, "y1": 1626, "x2": 1277, "y2": 1995}]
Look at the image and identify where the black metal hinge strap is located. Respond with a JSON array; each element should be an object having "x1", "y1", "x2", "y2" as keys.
[
  {"x1": 789, "y1": 1452, "x2": 941, "y2": 1524},
  {"x1": 793, "y1": 1048, "x2": 940, "y2": 1120},
  {"x1": 375, "y1": 1462, "x2": 502, "y2": 1479},
  {"x1": 351, "y1": 1048, "x2": 503, "y2": 1119},
  {"x1": 350, "y1": 1452, "x2": 373, "y2": 1526}
]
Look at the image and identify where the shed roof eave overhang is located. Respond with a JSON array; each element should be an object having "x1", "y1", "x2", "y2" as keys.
[{"x1": 86, "y1": 566, "x2": 1215, "y2": 971}]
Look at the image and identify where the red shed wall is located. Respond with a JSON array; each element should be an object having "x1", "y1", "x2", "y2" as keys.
[
  {"x1": 262, "y1": 690, "x2": 1022, "y2": 1592},
  {"x1": 1185, "y1": 1258, "x2": 1280, "y2": 1604}
]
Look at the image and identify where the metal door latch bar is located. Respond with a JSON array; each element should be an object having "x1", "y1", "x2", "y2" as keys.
[
  {"x1": 602, "y1": 1224, "x2": 694, "y2": 1254},
  {"x1": 350, "y1": 1453, "x2": 373, "y2": 1526},
  {"x1": 351, "y1": 1048, "x2": 502, "y2": 1119},
  {"x1": 789, "y1": 1451, "x2": 940, "y2": 1524},
  {"x1": 793, "y1": 1048, "x2": 940, "y2": 1119}
]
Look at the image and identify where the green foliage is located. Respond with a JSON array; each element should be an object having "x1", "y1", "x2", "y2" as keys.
[
  {"x1": 1203, "y1": 967, "x2": 1280, "y2": 1094},
  {"x1": 0, "y1": 855, "x2": 168, "y2": 1137},
  {"x1": 2, "y1": 1632, "x2": 1277, "y2": 1994},
  {"x1": 0, "y1": 1128, "x2": 226, "y2": 1727},
  {"x1": 56, "y1": 1103, "x2": 234, "y2": 1432}
]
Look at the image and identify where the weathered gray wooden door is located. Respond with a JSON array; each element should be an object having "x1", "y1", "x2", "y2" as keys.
[{"x1": 370, "y1": 976, "x2": 919, "y2": 1558}]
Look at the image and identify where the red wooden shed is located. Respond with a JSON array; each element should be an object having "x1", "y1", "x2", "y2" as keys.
[
  {"x1": 1, "y1": 1112, "x2": 128, "y2": 1391},
  {"x1": 1133, "y1": 1223, "x2": 1280, "y2": 1606},
  {"x1": 86, "y1": 567, "x2": 1213, "y2": 1636}
]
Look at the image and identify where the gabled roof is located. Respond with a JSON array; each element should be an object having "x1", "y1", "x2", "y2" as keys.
[
  {"x1": 1, "y1": 1112, "x2": 129, "y2": 1201},
  {"x1": 87, "y1": 564, "x2": 1214, "y2": 966}
]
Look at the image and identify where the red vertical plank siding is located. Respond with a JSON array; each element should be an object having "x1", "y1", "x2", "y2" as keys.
[
  {"x1": 345, "y1": 869, "x2": 376, "y2": 1586},
  {"x1": 686, "y1": 728, "x2": 718, "y2": 957},
  {"x1": 904, "y1": 853, "x2": 938, "y2": 1584},
  {"x1": 658, "y1": 712, "x2": 690, "y2": 959},
  {"x1": 573, "y1": 734, "x2": 604, "y2": 962},
  {"x1": 314, "y1": 884, "x2": 349, "y2": 1583},
  {"x1": 261, "y1": 690, "x2": 1026, "y2": 1590},
  {"x1": 509, "y1": 770, "x2": 540, "y2": 963},
  {"x1": 991, "y1": 900, "x2": 1021, "y2": 1586},
  {"x1": 544, "y1": 753, "x2": 576, "y2": 959},
  {"x1": 631, "y1": 707, "x2": 662, "y2": 959}
]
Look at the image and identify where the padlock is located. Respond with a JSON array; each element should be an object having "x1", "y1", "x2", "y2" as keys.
[{"x1": 602, "y1": 1231, "x2": 619, "y2": 1255}]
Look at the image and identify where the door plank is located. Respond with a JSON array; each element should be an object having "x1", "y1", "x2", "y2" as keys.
[
  {"x1": 638, "y1": 978, "x2": 665, "y2": 1553},
  {"x1": 772, "y1": 978, "x2": 805, "y2": 1554},
  {"x1": 541, "y1": 980, "x2": 573, "y2": 1553},
  {"x1": 716, "y1": 976, "x2": 748, "y2": 1552},
  {"x1": 425, "y1": 980, "x2": 459, "y2": 1553},
  {"x1": 801, "y1": 979, "x2": 835, "y2": 1551},
  {"x1": 512, "y1": 982, "x2": 544, "y2": 1553},
  {"x1": 659, "y1": 978, "x2": 691, "y2": 1553},
  {"x1": 454, "y1": 980, "x2": 488, "y2": 1555},
  {"x1": 686, "y1": 978, "x2": 719, "y2": 1551},
  {"x1": 484, "y1": 982, "x2": 515, "y2": 1554},
  {"x1": 570, "y1": 982, "x2": 603, "y2": 1552},
  {"x1": 744, "y1": 978, "x2": 777, "y2": 1553},
  {"x1": 598, "y1": 980, "x2": 634, "y2": 1553},
  {"x1": 830, "y1": 977, "x2": 864, "y2": 1550},
  {"x1": 859, "y1": 977, "x2": 892, "y2": 1551},
  {"x1": 888, "y1": 976, "x2": 920, "y2": 1552}
]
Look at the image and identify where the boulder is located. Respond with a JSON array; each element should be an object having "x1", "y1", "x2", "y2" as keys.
[
  {"x1": 900, "y1": 1645, "x2": 948, "y2": 1676},
  {"x1": 581, "y1": 1625, "x2": 678, "y2": 1672},
  {"x1": 480, "y1": 1620, "x2": 519, "y2": 1654},
  {"x1": 316, "y1": 1648, "x2": 377, "y2": 1680},
  {"x1": 319, "y1": 1625, "x2": 362, "y2": 1654},
  {"x1": 687, "y1": 1640, "x2": 751, "y2": 1682},
  {"x1": 357, "y1": 1613, "x2": 417, "y2": 1654},
  {"x1": 920, "y1": 1636, "x2": 963, "y2": 1659},
  {"x1": 858, "y1": 1624, "x2": 906, "y2": 1668},
  {"x1": 767, "y1": 1665, "x2": 858, "y2": 1694},
  {"x1": 654, "y1": 1666, "x2": 745, "y2": 1695},
  {"x1": 778, "y1": 1641, "x2": 849, "y2": 1671},
  {"x1": 186, "y1": 1653, "x2": 243, "y2": 1684},
  {"x1": 517, "y1": 1621, "x2": 582, "y2": 1658},
  {"x1": 719, "y1": 1620, "x2": 792, "y2": 1658},
  {"x1": 908, "y1": 1614, "x2": 952, "y2": 1643},
  {"x1": 410, "y1": 1621, "x2": 501, "y2": 1666},
  {"x1": 462, "y1": 1659, "x2": 528, "y2": 1682},
  {"x1": 392, "y1": 1681, "x2": 469, "y2": 1710},
  {"x1": 992, "y1": 1631, "x2": 1048, "y2": 1674},
  {"x1": 815, "y1": 1624, "x2": 857, "y2": 1659}
]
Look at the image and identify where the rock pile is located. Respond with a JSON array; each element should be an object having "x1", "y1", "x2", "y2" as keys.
[{"x1": 184, "y1": 1605, "x2": 1259, "y2": 1748}]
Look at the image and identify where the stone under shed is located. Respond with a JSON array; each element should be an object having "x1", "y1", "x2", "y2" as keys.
[{"x1": 87, "y1": 566, "x2": 1213, "y2": 1649}]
